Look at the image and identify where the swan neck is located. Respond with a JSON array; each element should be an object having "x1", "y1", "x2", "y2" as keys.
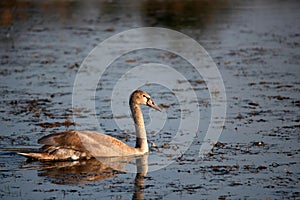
[{"x1": 130, "y1": 104, "x2": 148, "y2": 152}]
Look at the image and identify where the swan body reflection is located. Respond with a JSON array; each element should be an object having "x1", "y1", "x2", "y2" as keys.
[{"x1": 22, "y1": 154, "x2": 149, "y2": 200}]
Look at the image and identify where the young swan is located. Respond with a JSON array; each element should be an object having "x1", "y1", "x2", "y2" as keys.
[{"x1": 18, "y1": 90, "x2": 161, "y2": 161}]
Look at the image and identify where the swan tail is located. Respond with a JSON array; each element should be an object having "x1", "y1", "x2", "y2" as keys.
[{"x1": 17, "y1": 152, "x2": 54, "y2": 160}]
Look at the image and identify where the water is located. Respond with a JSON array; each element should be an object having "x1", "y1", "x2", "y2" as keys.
[{"x1": 0, "y1": 0, "x2": 299, "y2": 199}]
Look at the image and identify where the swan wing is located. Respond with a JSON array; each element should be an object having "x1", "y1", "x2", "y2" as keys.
[
  {"x1": 38, "y1": 130, "x2": 137, "y2": 157},
  {"x1": 38, "y1": 130, "x2": 87, "y2": 151}
]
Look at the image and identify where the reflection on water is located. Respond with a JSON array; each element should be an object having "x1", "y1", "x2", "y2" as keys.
[
  {"x1": 141, "y1": 0, "x2": 227, "y2": 28},
  {"x1": 0, "y1": 0, "x2": 230, "y2": 29},
  {"x1": 21, "y1": 154, "x2": 148, "y2": 199}
]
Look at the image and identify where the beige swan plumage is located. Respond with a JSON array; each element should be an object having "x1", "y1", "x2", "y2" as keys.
[{"x1": 18, "y1": 90, "x2": 161, "y2": 161}]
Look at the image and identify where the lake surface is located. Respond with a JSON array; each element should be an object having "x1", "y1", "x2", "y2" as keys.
[{"x1": 0, "y1": 0, "x2": 299, "y2": 199}]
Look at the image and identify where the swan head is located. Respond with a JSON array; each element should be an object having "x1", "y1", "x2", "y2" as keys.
[{"x1": 130, "y1": 90, "x2": 161, "y2": 111}]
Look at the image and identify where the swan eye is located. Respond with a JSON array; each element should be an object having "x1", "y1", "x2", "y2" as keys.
[{"x1": 143, "y1": 95, "x2": 150, "y2": 102}]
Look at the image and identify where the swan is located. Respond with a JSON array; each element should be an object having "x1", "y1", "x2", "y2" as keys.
[{"x1": 18, "y1": 90, "x2": 161, "y2": 161}]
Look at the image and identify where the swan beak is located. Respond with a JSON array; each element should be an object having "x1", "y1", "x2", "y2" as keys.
[{"x1": 148, "y1": 102, "x2": 161, "y2": 112}]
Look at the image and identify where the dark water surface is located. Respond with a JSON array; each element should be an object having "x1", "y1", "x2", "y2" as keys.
[{"x1": 0, "y1": 0, "x2": 299, "y2": 199}]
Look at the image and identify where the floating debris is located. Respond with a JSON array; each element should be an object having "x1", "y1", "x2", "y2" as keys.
[{"x1": 36, "y1": 120, "x2": 76, "y2": 128}]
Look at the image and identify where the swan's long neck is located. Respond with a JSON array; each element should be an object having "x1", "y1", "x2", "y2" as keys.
[{"x1": 130, "y1": 104, "x2": 148, "y2": 153}]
